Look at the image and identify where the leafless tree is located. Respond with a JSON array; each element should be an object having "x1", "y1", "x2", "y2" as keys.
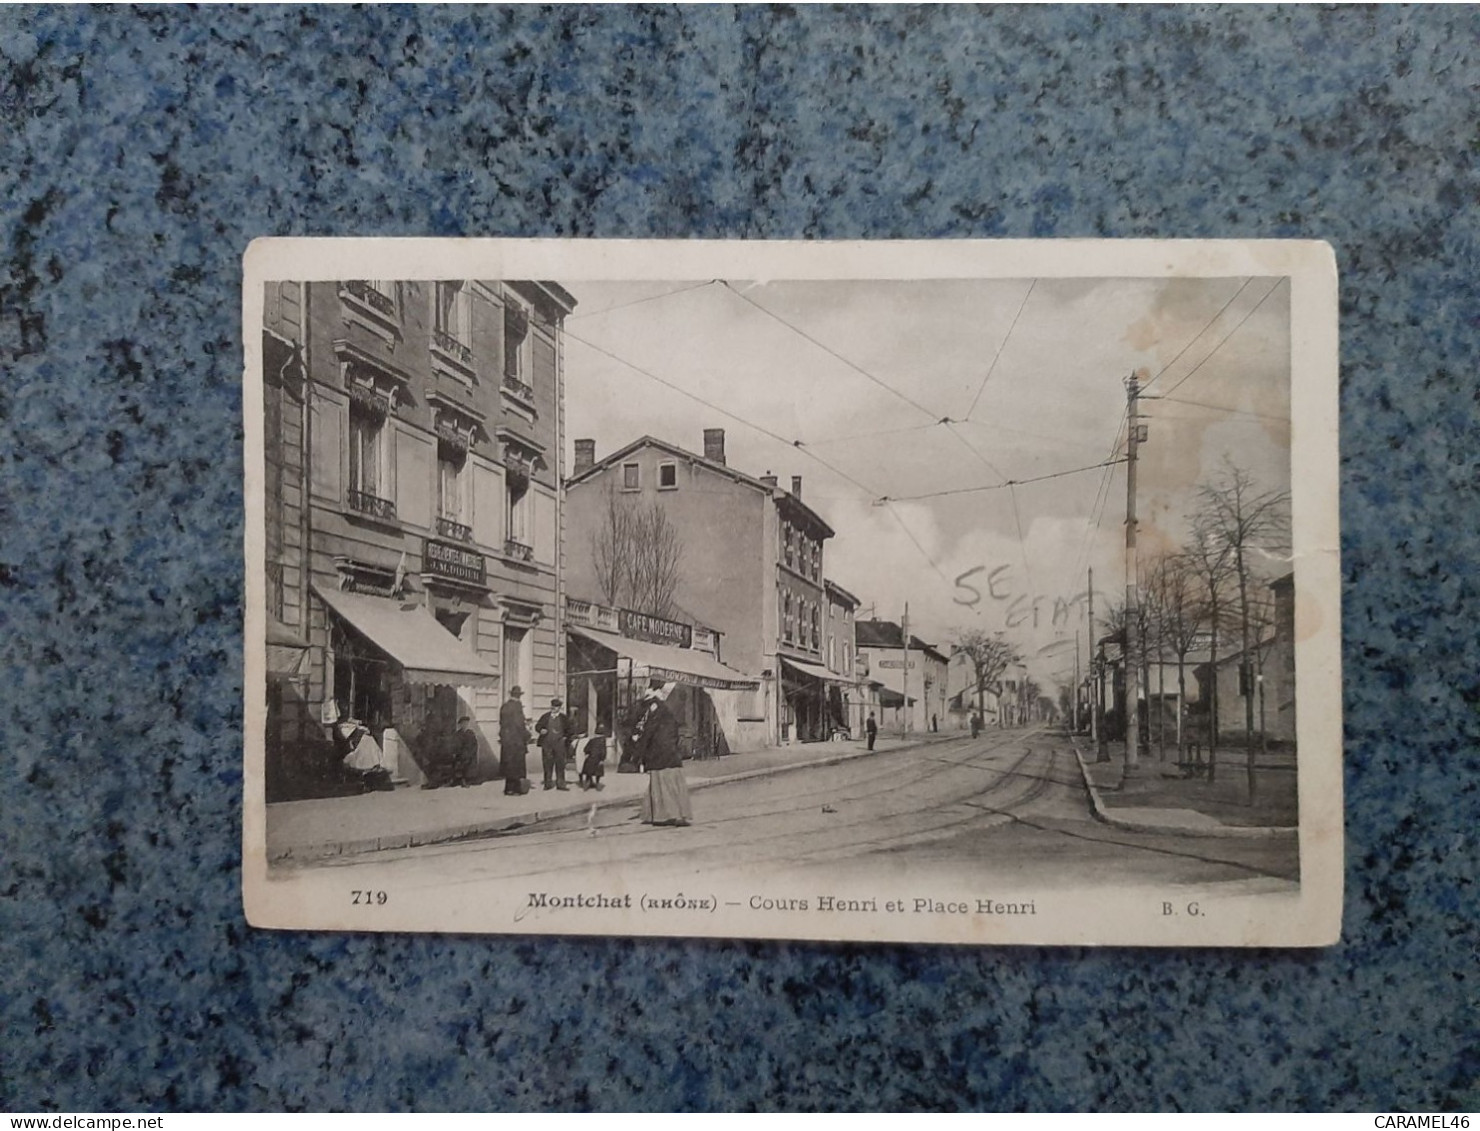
[
  {"x1": 1155, "y1": 553, "x2": 1207, "y2": 762},
  {"x1": 589, "y1": 483, "x2": 686, "y2": 619},
  {"x1": 1184, "y1": 515, "x2": 1236, "y2": 780},
  {"x1": 951, "y1": 628, "x2": 1022, "y2": 728},
  {"x1": 1196, "y1": 460, "x2": 1291, "y2": 802},
  {"x1": 625, "y1": 499, "x2": 685, "y2": 620}
]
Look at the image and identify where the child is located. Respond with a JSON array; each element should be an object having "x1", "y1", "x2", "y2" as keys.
[{"x1": 578, "y1": 727, "x2": 608, "y2": 791}]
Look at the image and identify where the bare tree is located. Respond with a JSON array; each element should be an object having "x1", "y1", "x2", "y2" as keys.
[
  {"x1": 589, "y1": 484, "x2": 686, "y2": 619},
  {"x1": 1156, "y1": 553, "x2": 1206, "y2": 763},
  {"x1": 625, "y1": 499, "x2": 685, "y2": 619},
  {"x1": 1184, "y1": 515, "x2": 1235, "y2": 781},
  {"x1": 1196, "y1": 461, "x2": 1291, "y2": 803},
  {"x1": 590, "y1": 481, "x2": 636, "y2": 608},
  {"x1": 951, "y1": 628, "x2": 1022, "y2": 729}
]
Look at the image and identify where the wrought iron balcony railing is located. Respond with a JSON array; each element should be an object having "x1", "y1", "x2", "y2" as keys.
[
  {"x1": 504, "y1": 538, "x2": 534, "y2": 563},
  {"x1": 347, "y1": 489, "x2": 396, "y2": 521},
  {"x1": 432, "y1": 328, "x2": 474, "y2": 366},
  {"x1": 502, "y1": 374, "x2": 534, "y2": 403},
  {"x1": 436, "y1": 515, "x2": 473, "y2": 543},
  {"x1": 343, "y1": 280, "x2": 397, "y2": 318}
]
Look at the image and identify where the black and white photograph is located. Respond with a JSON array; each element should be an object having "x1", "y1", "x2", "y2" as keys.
[{"x1": 242, "y1": 239, "x2": 1340, "y2": 945}]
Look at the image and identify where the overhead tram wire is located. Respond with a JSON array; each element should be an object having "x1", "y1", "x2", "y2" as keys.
[
  {"x1": 716, "y1": 279, "x2": 943, "y2": 423},
  {"x1": 565, "y1": 329, "x2": 959, "y2": 586},
  {"x1": 565, "y1": 280, "x2": 720, "y2": 320},
  {"x1": 875, "y1": 455, "x2": 1126, "y2": 504},
  {"x1": 1070, "y1": 409, "x2": 1128, "y2": 588},
  {"x1": 1156, "y1": 392, "x2": 1289, "y2": 426},
  {"x1": 1140, "y1": 277, "x2": 1253, "y2": 394},
  {"x1": 965, "y1": 278, "x2": 1037, "y2": 420},
  {"x1": 1157, "y1": 277, "x2": 1288, "y2": 399}
]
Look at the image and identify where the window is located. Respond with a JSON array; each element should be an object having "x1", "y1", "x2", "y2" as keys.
[
  {"x1": 503, "y1": 296, "x2": 531, "y2": 384},
  {"x1": 621, "y1": 461, "x2": 641, "y2": 491},
  {"x1": 783, "y1": 592, "x2": 794, "y2": 644},
  {"x1": 436, "y1": 442, "x2": 470, "y2": 541},
  {"x1": 433, "y1": 281, "x2": 474, "y2": 365},
  {"x1": 784, "y1": 524, "x2": 795, "y2": 570},
  {"x1": 843, "y1": 641, "x2": 852, "y2": 675},
  {"x1": 810, "y1": 604, "x2": 820, "y2": 650},
  {"x1": 348, "y1": 401, "x2": 393, "y2": 518},
  {"x1": 506, "y1": 472, "x2": 531, "y2": 552},
  {"x1": 658, "y1": 461, "x2": 677, "y2": 489}
]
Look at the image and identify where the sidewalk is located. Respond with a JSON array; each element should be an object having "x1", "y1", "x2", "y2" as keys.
[
  {"x1": 266, "y1": 732, "x2": 954, "y2": 863},
  {"x1": 1068, "y1": 733, "x2": 1298, "y2": 840}
]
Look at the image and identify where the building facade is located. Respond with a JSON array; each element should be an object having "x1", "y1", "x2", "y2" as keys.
[
  {"x1": 260, "y1": 277, "x2": 575, "y2": 800},
  {"x1": 855, "y1": 620, "x2": 950, "y2": 734},
  {"x1": 564, "y1": 428, "x2": 850, "y2": 749}
]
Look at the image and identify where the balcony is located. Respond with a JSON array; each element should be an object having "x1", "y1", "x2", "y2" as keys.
[
  {"x1": 502, "y1": 374, "x2": 535, "y2": 404},
  {"x1": 347, "y1": 489, "x2": 396, "y2": 521},
  {"x1": 436, "y1": 514, "x2": 473, "y2": 543},
  {"x1": 343, "y1": 280, "x2": 396, "y2": 318},
  {"x1": 504, "y1": 538, "x2": 534, "y2": 563},
  {"x1": 431, "y1": 327, "x2": 475, "y2": 368}
]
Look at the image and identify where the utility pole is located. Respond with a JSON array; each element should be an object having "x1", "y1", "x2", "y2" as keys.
[
  {"x1": 1073, "y1": 629, "x2": 1081, "y2": 733},
  {"x1": 1090, "y1": 566, "x2": 1106, "y2": 760},
  {"x1": 1124, "y1": 373, "x2": 1142, "y2": 773},
  {"x1": 901, "y1": 603, "x2": 911, "y2": 734}
]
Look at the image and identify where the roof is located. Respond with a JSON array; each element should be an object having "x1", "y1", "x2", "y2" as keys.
[
  {"x1": 823, "y1": 578, "x2": 861, "y2": 608},
  {"x1": 566, "y1": 434, "x2": 835, "y2": 539},
  {"x1": 314, "y1": 584, "x2": 500, "y2": 687},
  {"x1": 854, "y1": 619, "x2": 949, "y2": 663}
]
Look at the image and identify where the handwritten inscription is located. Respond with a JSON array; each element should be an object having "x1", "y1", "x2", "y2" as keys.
[{"x1": 953, "y1": 564, "x2": 1096, "y2": 630}]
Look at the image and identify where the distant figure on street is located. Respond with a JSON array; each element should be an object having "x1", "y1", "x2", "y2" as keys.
[
  {"x1": 865, "y1": 712, "x2": 878, "y2": 751},
  {"x1": 634, "y1": 681, "x2": 691, "y2": 827},
  {"x1": 970, "y1": 713, "x2": 982, "y2": 739},
  {"x1": 931, "y1": 714, "x2": 938, "y2": 733},
  {"x1": 536, "y1": 697, "x2": 571, "y2": 791},
  {"x1": 499, "y1": 686, "x2": 531, "y2": 796},
  {"x1": 578, "y1": 726, "x2": 607, "y2": 791}
]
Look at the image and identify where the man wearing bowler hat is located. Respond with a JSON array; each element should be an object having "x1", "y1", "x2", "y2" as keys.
[
  {"x1": 499, "y1": 685, "x2": 531, "y2": 796},
  {"x1": 536, "y1": 696, "x2": 571, "y2": 792}
]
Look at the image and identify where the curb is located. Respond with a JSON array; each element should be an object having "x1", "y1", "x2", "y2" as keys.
[
  {"x1": 272, "y1": 734, "x2": 950, "y2": 864},
  {"x1": 1066, "y1": 731, "x2": 1297, "y2": 841}
]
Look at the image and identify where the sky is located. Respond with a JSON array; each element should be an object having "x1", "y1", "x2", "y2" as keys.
[{"x1": 560, "y1": 275, "x2": 1291, "y2": 689}]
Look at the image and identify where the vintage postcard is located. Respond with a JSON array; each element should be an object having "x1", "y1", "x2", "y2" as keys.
[{"x1": 242, "y1": 238, "x2": 1341, "y2": 946}]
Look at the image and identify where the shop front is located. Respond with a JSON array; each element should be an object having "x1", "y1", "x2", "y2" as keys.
[
  {"x1": 779, "y1": 656, "x2": 854, "y2": 743},
  {"x1": 566, "y1": 624, "x2": 759, "y2": 764},
  {"x1": 311, "y1": 583, "x2": 500, "y2": 794}
]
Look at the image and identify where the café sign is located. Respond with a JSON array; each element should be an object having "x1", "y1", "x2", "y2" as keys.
[
  {"x1": 619, "y1": 608, "x2": 692, "y2": 649},
  {"x1": 425, "y1": 539, "x2": 486, "y2": 586}
]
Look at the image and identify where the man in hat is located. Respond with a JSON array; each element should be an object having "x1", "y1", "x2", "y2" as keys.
[
  {"x1": 536, "y1": 696, "x2": 571, "y2": 791},
  {"x1": 447, "y1": 713, "x2": 479, "y2": 788},
  {"x1": 499, "y1": 685, "x2": 531, "y2": 796}
]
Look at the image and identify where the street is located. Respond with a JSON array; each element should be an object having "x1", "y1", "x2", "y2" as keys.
[{"x1": 305, "y1": 726, "x2": 1300, "y2": 897}]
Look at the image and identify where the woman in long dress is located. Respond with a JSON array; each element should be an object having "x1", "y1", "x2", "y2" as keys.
[{"x1": 635, "y1": 684, "x2": 692, "y2": 827}]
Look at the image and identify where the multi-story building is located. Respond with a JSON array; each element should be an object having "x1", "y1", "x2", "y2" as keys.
[
  {"x1": 564, "y1": 428, "x2": 849, "y2": 749},
  {"x1": 855, "y1": 619, "x2": 950, "y2": 734},
  {"x1": 260, "y1": 277, "x2": 575, "y2": 799},
  {"x1": 823, "y1": 579, "x2": 873, "y2": 737}
]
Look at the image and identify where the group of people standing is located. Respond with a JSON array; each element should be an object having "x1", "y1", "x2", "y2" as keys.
[{"x1": 492, "y1": 681, "x2": 691, "y2": 828}]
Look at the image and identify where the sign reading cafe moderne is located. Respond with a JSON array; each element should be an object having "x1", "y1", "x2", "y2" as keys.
[
  {"x1": 618, "y1": 608, "x2": 693, "y2": 649},
  {"x1": 424, "y1": 539, "x2": 486, "y2": 586}
]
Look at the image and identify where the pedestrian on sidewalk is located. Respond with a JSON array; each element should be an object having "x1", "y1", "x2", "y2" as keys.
[
  {"x1": 537, "y1": 697, "x2": 571, "y2": 792},
  {"x1": 635, "y1": 681, "x2": 691, "y2": 827},
  {"x1": 499, "y1": 686, "x2": 531, "y2": 796},
  {"x1": 447, "y1": 714, "x2": 478, "y2": 788},
  {"x1": 865, "y1": 712, "x2": 878, "y2": 751},
  {"x1": 577, "y1": 726, "x2": 607, "y2": 791}
]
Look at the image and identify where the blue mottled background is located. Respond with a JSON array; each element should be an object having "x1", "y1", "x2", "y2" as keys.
[{"x1": 2, "y1": 4, "x2": 1476, "y2": 1113}]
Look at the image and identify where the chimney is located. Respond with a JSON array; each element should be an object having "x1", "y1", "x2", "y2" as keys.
[
  {"x1": 760, "y1": 470, "x2": 778, "y2": 489},
  {"x1": 703, "y1": 428, "x2": 726, "y2": 465},
  {"x1": 573, "y1": 439, "x2": 595, "y2": 475},
  {"x1": 791, "y1": 475, "x2": 802, "y2": 498}
]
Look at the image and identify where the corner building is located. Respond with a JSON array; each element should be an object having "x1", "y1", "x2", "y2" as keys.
[
  {"x1": 564, "y1": 429, "x2": 858, "y2": 750},
  {"x1": 260, "y1": 278, "x2": 575, "y2": 798}
]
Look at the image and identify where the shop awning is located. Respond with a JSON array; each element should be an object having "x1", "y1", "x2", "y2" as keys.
[
  {"x1": 781, "y1": 656, "x2": 852, "y2": 686},
  {"x1": 314, "y1": 584, "x2": 499, "y2": 687},
  {"x1": 878, "y1": 688, "x2": 915, "y2": 708},
  {"x1": 568, "y1": 625, "x2": 757, "y2": 691}
]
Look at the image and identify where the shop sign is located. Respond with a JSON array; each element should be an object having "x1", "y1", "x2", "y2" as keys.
[
  {"x1": 619, "y1": 608, "x2": 692, "y2": 649},
  {"x1": 645, "y1": 664, "x2": 755, "y2": 692},
  {"x1": 877, "y1": 658, "x2": 916, "y2": 669},
  {"x1": 425, "y1": 539, "x2": 485, "y2": 586}
]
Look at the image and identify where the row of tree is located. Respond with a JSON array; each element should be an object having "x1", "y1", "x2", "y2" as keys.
[{"x1": 1100, "y1": 459, "x2": 1290, "y2": 799}]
